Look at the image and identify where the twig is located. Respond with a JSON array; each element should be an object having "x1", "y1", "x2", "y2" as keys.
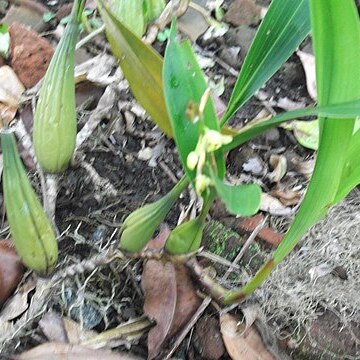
[
  {"x1": 76, "y1": 24, "x2": 105, "y2": 50},
  {"x1": 80, "y1": 161, "x2": 118, "y2": 197},
  {"x1": 43, "y1": 174, "x2": 58, "y2": 223},
  {"x1": 164, "y1": 297, "x2": 212, "y2": 359}
]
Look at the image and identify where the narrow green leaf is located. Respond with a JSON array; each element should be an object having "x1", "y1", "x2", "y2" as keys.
[
  {"x1": 273, "y1": 0, "x2": 360, "y2": 263},
  {"x1": 222, "y1": 0, "x2": 310, "y2": 125},
  {"x1": 110, "y1": 0, "x2": 145, "y2": 37},
  {"x1": 210, "y1": 170, "x2": 261, "y2": 216},
  {"x1": 335, "y1": 127, "x2": 360, "y2": 201},
  {"x1": 222, "y1": 98, "x2": 360, "y2": 152},
  {"x1": 97, "y1": 0, "x2": 172, "y2": 136},
  {"x1": 163, "y1": 22, "x2": 225, "y2": 180}
]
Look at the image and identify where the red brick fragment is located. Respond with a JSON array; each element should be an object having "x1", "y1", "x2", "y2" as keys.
[
  {"x1": 237, "y1": 214, "x2": 284, "y2": 247},
  {"x1": 9, "y1": 22, "x2": 54, "y2": 88}
]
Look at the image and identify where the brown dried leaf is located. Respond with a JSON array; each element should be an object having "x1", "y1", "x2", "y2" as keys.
[
  {"x1": 168, "y1": 265, "x2": 201, "y2": 339},
  {"x1": 0, "y1": 280, "x2": 34, "y2": 321},
  {"x1": 220, "y1": 314, "x2": 275, "y2": 360},
  {"x1": 142, "y1": 260, "x2": 177, "y2": 359},
  {"x1": 0, "y1": 239, "x2": 25, "y2": 307},
  {"x1": 145, "y1": 224, "x2": 170, "y2": 251},
  {"x1": 268, "y1": 154, "x2": 287, "y2": 183},
  {"x1": 270, "y1": 188, "x2": 301, "y2": 207},
  {"x1": 194, "y1": 316, "x2": 225, "y2": 360},
  {"x1": 12, "y1": 342, "x2": 141, "y2": 360},
  {"x1": 260, "y1": 193, "x2": 292, "y2": 216},
  {"x1": 0, "y1": 102, "x2": 17, "y2": 124}
]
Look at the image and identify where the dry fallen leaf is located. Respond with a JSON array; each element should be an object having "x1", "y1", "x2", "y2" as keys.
[
  {"x1": 0, "y1": 65, "x2": 25, "y2": 106},
  {"x1": 168, "y1": 265, "x2": 201, "y2": 339},
  {"x1": 0, "y1": 280, "x2": 34, "y2": 321},
  {"x1": 260, "y1": 193, "x2": 293, "y2": 216},
  {"x1": 268, "y1": 154, "x2": 287, "y2": 183},
  {"x1": 297, "y1": 49, "x2": 316, "y2": 100},
  {"x1": 0, "y1": 65, "x2": 25, "y2": 124},
  {"x1": 12, "y1": 342, "x2": 141, "y2": 360},
  {"x1": 194, "y1": 316, "x2": 225, "y2": 360},
  {"x1": 270, "y1": 188, "x2": 301, "y2": 207},
  {"x1": 220, "y1": 313, "x2": 274, "y2": 360},
  {"x1": 142, "y1": 260, "x2": 177, "y2": 360},
  {"x1": 0, "y1": 239, "x2": 25, "y2": 307}
]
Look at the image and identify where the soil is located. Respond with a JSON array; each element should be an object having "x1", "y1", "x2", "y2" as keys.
[{"x1": 0, "y1": 1, "x2": 357, "y2": 359}]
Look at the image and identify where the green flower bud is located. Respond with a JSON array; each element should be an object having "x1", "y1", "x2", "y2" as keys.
[
  {"x1": 165, "y1": 217, "x2": 205, "y2": 255},
  {"x1": 187, "y1": 151, "x2": 199, "y2": 170},
  {"x1": 204, "y1": 128, "x2": 232, "y2": 152},
  {"x1": 120, "y1": 176, "x2": 189, "y2": 252},
  {"x1": 195, "y1": 174, "x2": 212, "y2": 195}
]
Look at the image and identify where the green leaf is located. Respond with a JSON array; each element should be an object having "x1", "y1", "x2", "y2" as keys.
[
  {"x1": 43, "y1": 12, "x2": 56, "y2": 23},
  {"x1": 222, "y1": 0, "x2": 310, "y2": 125},
  {"x1": 210, "y1": 170, "x2": 261, "y2": 216},
  {"x1": 163, "y1": 22, "x2": 225, "y2": 180},
  {"x1": 97, "y1": 0, "x2": 173, "y2": 137},
  {"x1": 222, "y1": 0, "x2": 360, "y2": 304},
  {"x1": 110, "y1": 0, "x2": 145, "y2": 37},
  {"x1": 222, "y1": 98, "x2": 360, "y2": 152},
  {"x1": 143, "y1": 0, "x2": 165, "y2": 22},
  {"x1": 271, "y1": 0, "x2": 360, "y2": 264}
]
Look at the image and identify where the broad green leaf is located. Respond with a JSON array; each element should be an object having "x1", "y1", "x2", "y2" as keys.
[
  {"x1": 335, "y1": 126, "x2": 360, "y2": 201},
  {"x1": 97, "y1": 0, "x2": 172, "y2": 136},
  {"x1": 222, "y1": 0, "x2": 310, "y2": 125},
  {"x1": 144, "y1": 0, "x2": 165, "y2": 22},
  {"x1": 210, "y1": 170, "x2": 261, "y2": 216},
  {"x1": 163, "y1": 22, "x2": 225, "y2": 180},
  {"x1": 222, "y1": 98, "x2": 360, "y2": 152},
  {"x1": 110, "y1": 0, "x2": 145, "y2": 37}
]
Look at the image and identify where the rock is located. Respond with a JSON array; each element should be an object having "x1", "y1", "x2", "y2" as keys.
[
  {"x1": 194, "y1": 316, "x2": 225, "y2": 360},
  {"x1": 9, "y1": 23, "x2": 54, "y2": 88},
  {"x1": 265, "y1": 128, "x2": 280, "y2": 144},
  {"x1": 2, "y1": 0, "x2": 48, "y2": 32},
  {"x1": 225, "y1": 0, "x2": 261, "y2": 26},
  {"x1": 242, "y1": 155, "x2": 265, "y2": 176}
]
